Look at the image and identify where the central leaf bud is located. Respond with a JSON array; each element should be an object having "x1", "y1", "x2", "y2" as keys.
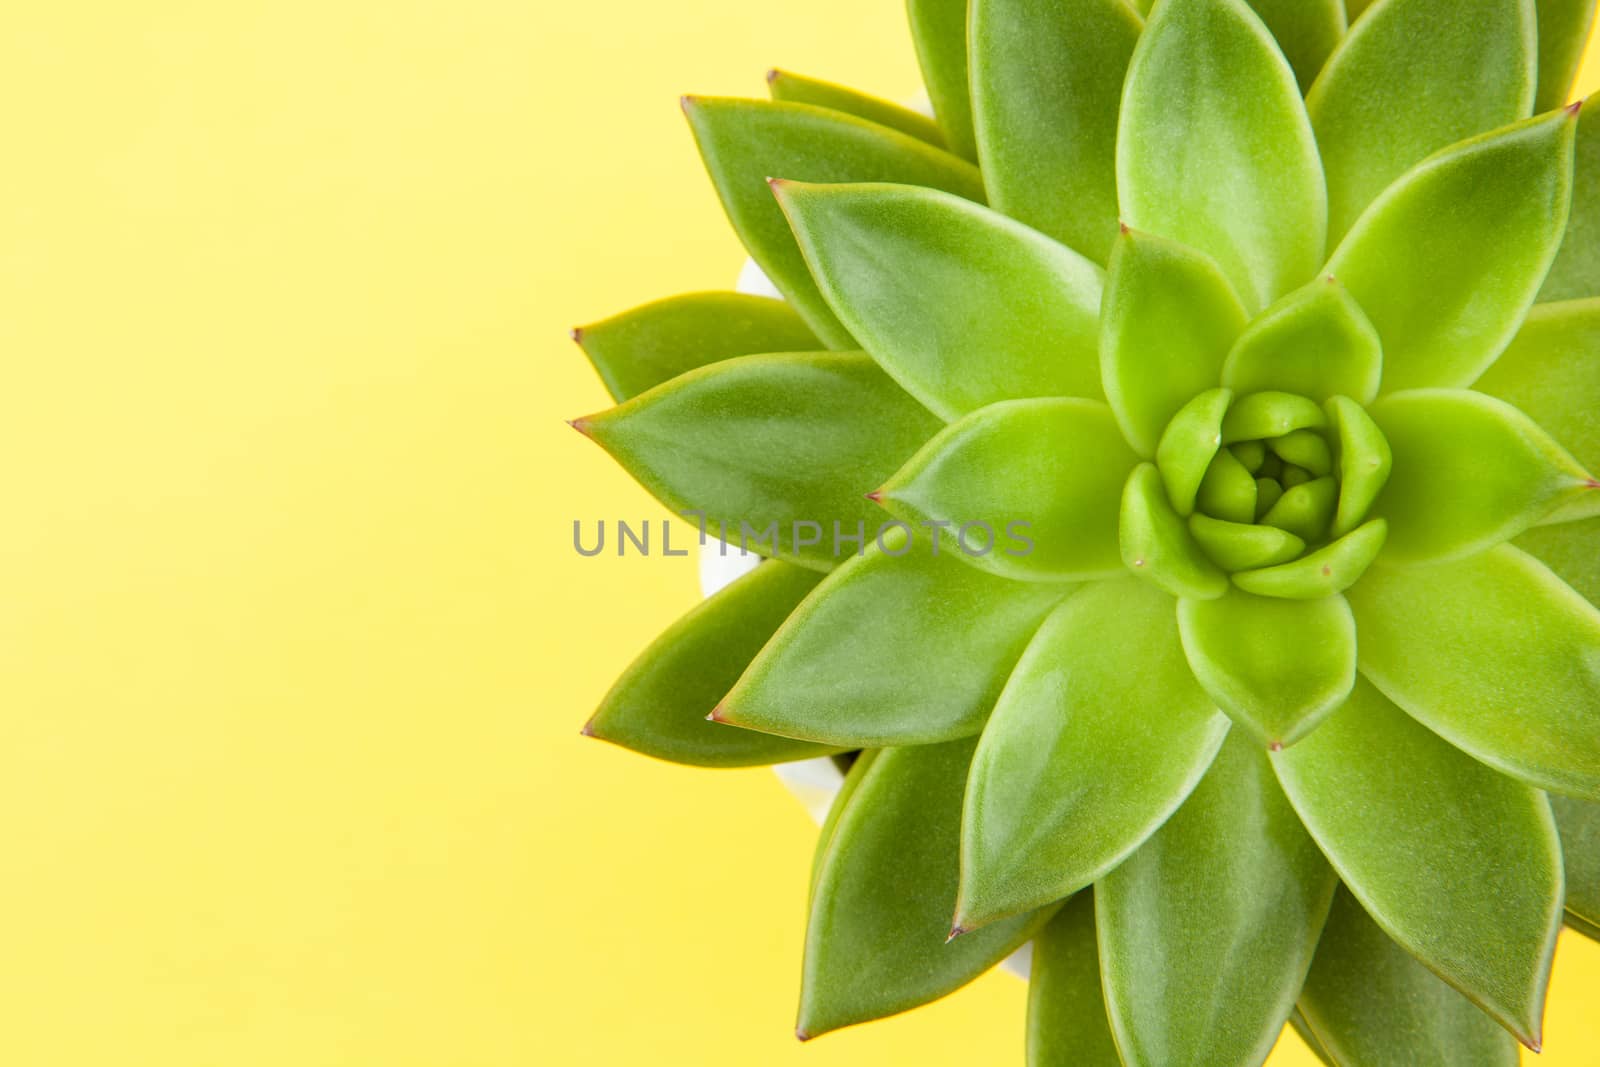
[{"x1": 1119, "y1": 389, "x2": 1393, "y2": 601}]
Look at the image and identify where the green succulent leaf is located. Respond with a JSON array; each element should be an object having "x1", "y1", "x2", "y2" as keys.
[
  {"x1": 1259, "y1": 475, "x2": 1337, "y2": 544},
  {"x1": 1220, "y1": 278, "x2": 1383, "y2": 404},
  {"x1": 877, "y1": 399, "x2": 1136, "y2": 582},
  {"x1": 1306, "y1": 0, "x2": 1536, "y2": 244},
  {"x1": 1155, "y1": 389, "x2": 1235, "y2": 515},
  {"x1": 1027, "y1": 892, "x2": 1121, "y2": 1067},
  {"x1": 1177, "y1": 588, "x2": 1356, "y2": 749},
  {"x1": 1541, "y1": 96, "x2": 1600, "y2": 301},
  {"x1": 1102, "y1": 233, "x2": 1248, "y2": 456},
  {"x1": 1550, "y1": 794, "x2": 1600, "y2": 930},
  {"x1": 584, "y1": 561, "x2": 838, "y2": 766},
  {"x1": 766, "y1": 69, "x2": 946, "y2": 148},
  {"x1": 776, "y1": 181, "x2": 1104, "y2": 420},
  {"x1": 576, "y1": 352, "x2": 941, "y2": 571},
  {"x1": 1189, "y1": 514, "x2": 1306, "y2": 571},
  {"x1": 1534, "y1": 0, "x2": 1599, "y2": 112},
  {"x1": 1328, "y1": 108, "x2": 1579, "y2": 392},
  {"x1": 721, "y1": 543, "x2": 1072, "y2": 746},
  {"x1": 1297, "y1": 888, "x2": 1522, "y2": 1067},
  {"x1": 1325, "y1": 395, "x2": 1393, "y2": 538},
  {"x1": 1474, "y1": 298, "x2": 1600, "y2": 502},
  {"x1": 1121, "y1": 463, "x2": 1230, "y2": 599},
  {"x1": 970, "y1": 0, "x2": 1141, "y2": 263},
  {"x1": 1197, "y1": 447, "x2": 1261, "y2": 526},
  {"x1": 574, "y1": 292, "x2": 820, "y2": 402},
  {"x1": 1366, "y1": 389, "x2": 1593, "y2": 563},
  {"x1": 1273, "y1": 678, "x2": 1562, "y2": 1048},
  {"x1": 800, "y1": 738, "x2": 1057, "y2": 1038},
  {"x1": 1220, "y1": 391, "x2": 1328, "y2": 443},
  {"x1": 1245, "y1": 0, "x2": 1345, "y2": 92},
  {"x1": 1349, "y1": 545, "x2": 1600, "y2": 799},
  {"x1": 1098, "y1": 731, "x2": 1337, "y2": 1067},
  {"x1": 958, "y1": 579, "x2": 1230, "y2": 929},
  {"x1": 906, "y1": 0, "x2": 978, "y2": 160},
  {"x1": 1287, "y1": 1010, "x2": 1338, "y2": 1067},
  {"x1": 682, "y1": 97, "x2": 984, "y2": 348},
  {"x1": 1516, "y1": 516, "x2": 1600, "y2": 604},
  {"x1": 1117, "y1": 0, "x2": 1326, "y2": 314},
  {"x1": 1232, "y1": 519, "x2": 1388, "y2": 599}
]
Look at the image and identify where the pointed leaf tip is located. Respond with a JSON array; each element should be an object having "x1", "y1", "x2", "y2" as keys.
[
  {"x1": 566, "y1": 417, "x2": 591, "y2": 435},
  {"x1": 579, "y1": 719, "x2": 597, "y2": 738},
  {"x1": 1567, "y1": 100, "x2": 1584, "y2": 118},
  {"x1": 568, "y1": 326, "x2": 584, "y2": 344},
  {"x1": 1119, "y1": 220, "x2": 1131, "y2": 235},
  {"x1": 795, "y1": 1027, "x2": 811, "y2": 1043},
  {"x1": 945, "y1": 925, "x2": 966, "y2": 944},
  {"x1": 766, "y1": 68, "x2": 780, "y2": 84},
  {"x1": 679, "y1": 94, "x2": 697, "y2": 113},
  {"x1": 706, "y1": 705, "x2": 729, "y2": 723},
  {"x1": 864, "y1": 489, "x2": 882, "y2": 504}
]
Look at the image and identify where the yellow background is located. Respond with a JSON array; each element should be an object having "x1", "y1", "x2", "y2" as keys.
[{"x1": 0, "y1": 2, "x2": 1595, "y2": 1063}]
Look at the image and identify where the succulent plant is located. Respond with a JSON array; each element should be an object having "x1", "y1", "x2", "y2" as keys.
[{"x1": 570, "y1": 0, "x2": 1600, "y2": 1062}]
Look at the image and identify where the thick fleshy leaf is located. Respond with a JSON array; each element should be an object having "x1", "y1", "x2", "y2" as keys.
[
  {"x1": 574, "y1": 292, "x2": 819, "y2": 402},
  {"x1": 1220, "y1": 278, "x2": 1383, "y2": 404},
  {"x1": 1178, "y1": 588, "x2": 1356, "y2": 748},
  {"x1": 575, "y1": 352, "x2": 941, "y2": 570},
  {"x1": 1325, "y1": 395, "x2": 1392, "y2": 538},
  {"x1": 1121, "y1": 463, "x2": 1230, "y2": 599},
  {"x1": 1541, "y1": 97, "x2": 1600, "y2": 300},
  {"x1": 877, "y1": 400, "x2": 1137, "y2": 582},
  {"x1": 1306, "y1": 0, "x2": 1536, "y2": 243},
  {"x1": 1231, "y1": 519, "x2": 1387, "y2": 599},
  {"x1": 1535, "y1": 0, "x2": 1599, "y2": 111},
  {"x1": 1102, "y1": 232, "x2": 1248, "y2": 456},
  {"x1": 906, "y1": 0, "x2": 978, "y2": 160},
  {"x1": 1273, "y1": 678, "x2": 1563, "y2": 1047},
  {"x1": 1099, "y1": 731, "x2": 1336, "y2": 1067},
  {"x1": 1550, "y1": 794, "x2": 1600, "y2": 929},
  {"x1": 721, "y1": 544, "x2": 1072, "y2": 746},
  {"x1": 958, "y1": 579, "x2": 1230, "y2": 928},
  {"x1": 1156, "y1": 389, "x2": 1234, "y2": 514},
  {"x1": 1328, "y1": 108, "x2": 1579, "y2": 392},
  {"x1": 1189, "y1": 514, "x2": 1305, "y2": 571},
  {"x1": 1297, "y1": 888, "x2": 1521, "y2": 1067},
  {"x1": 1118, "y1": 0, "x2": 1326, "y2": 313},
  {"x1": 776, "y1": 181, "x2": 1103, "y2": 420},
  {"x1": 1516, "y1": 516, "x2": 1600, "y2": 604},
  {"x1": 584, "y1": 561, "x2": 838, "y2": 766},
  {"x1": 970, "y1": 0, "x2": 1141, "y2": 263},
  {"x1": 1348, "y1": 545, "x2": 1600, "y2": 799},
  {"x1": 1366, "y1": 389, "x2": 1593, "y2": 563},
  {"x1": 1288, "y1": 1010, "x2": 1337, "y2": 1067},
  {"x1": 682, "y1": 98, "x2": 984, "y2": 348},
  {"x1": 800, "y1": 738, "x2": 1056, "y2": 1037},
  {"x1": 766, "y1": 69, "x2": 945, "y2": 147},
  {"x1": 1027, "y1": 893, "x2": 1121, "y2": 1067},
  {"x1": 1474, "y1": 297, "x2": 1600, "y2": 478},
  {"x1": 1246, "y1": 0, "x2": 1345, "y2": 91}
]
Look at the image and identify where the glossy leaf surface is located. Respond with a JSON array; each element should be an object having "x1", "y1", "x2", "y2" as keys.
[
  {"x1": 574, "y1": 292, "x2": 820, "y2": 402},
  {"x1": 1220, "y1": 278, "x2": 1382, "y2": 404},
  {"x1": 1328, "y1": 109, "x2": 1578, "y2": 392},
  {"x1": 1121, "y1": 463, "x2": 1230, "y2": 599},
  {"x1": 906, "y1": 0, "x2": 978, "y2": 159},
  {"x1": 766, "y1": 69, "x2": 945, "y2": 147},
  {"x1": 1099, "y1": 731, "x2": 1336, "y2": 1067},
  {"x1": 1516, "y1": 516, "x2": 1600, "y2": 605},
  {"x1": 778, "y1": 181, "x2": 1103, "y2": 420},
  {"x1": 1232, "y1": 519, "x2": 1387, "y2": 599},
  {"x1": 1178, "y1": 588, "x2": 1356, "y2": 748},
  {"x1": 1307, "y1": 0, "x2": 1536, "y2": 243},
  {"x1": 1297, "y1": 888, "x2": 1521, "y2": 1067},
  {"x1": 577, "y1": 352, "x2": 940, "y2": 570},
  {"x1": 878, "y1": 399, "x2": 1137, "y2": 582},
  {"x1": 1027, "y1": 893, "x2": 1121, "y2": 1067},
  {"x1": 1274, "y1": 678, "x2": 1562, "y2": 1047},
  {"x1": 801, "y1": 738, "x2": 1055, "y2": 1037},
  {"x1": 683, "y1": 98, "x2": 984, "y2": 348},
  {"x1": 971, "y1": 0, "x2": 1141, "y2": 263},
  {"x1": 1367, "y1": 389, "x2": 1592, "y2": 563},
  {"x1": 722, "y1": 544, "x2": 1071, "y2": 746},
  {"x1": 959, "y1": 580, "x2": 1230, "y2": 928},
  {"x1": 1349, "y1": 546, "x2": 1600, "y2": 799},
  {"x1": 1325, "y1": 395, "x2": 1392, "y2": 538},
  {"x1": 1474, "y1": 297, "x2": 1600, "y2": 475},
  {"x1": 1118, "y1": 0, "x2": 1326, "y2": 313},
  {"x1": 585, "y1": 561, "x2": 837, "y2": 766},
  {"x1": 1102, "y1": 232, "x2": 1247, "y2": 456}
]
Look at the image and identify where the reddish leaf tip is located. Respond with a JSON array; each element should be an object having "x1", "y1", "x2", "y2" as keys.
[
  {"x1": 580, "y1": 719, "x2": 598, "y2": 738},
  {"x1": 1325, "y1": 274, "x2": 1338, "y2": 285},
  {"x1": 1118, "y1": 220, "x2": 1131, "y2": 235},
  {"x1": 680, "y1": 94, "x2": 699, "y2": 113},
  {"x1": 1268, "y1": 741, "x2": 1284, "y2": 752},
  {"x1": 569, "y1": 326, "x2": 585, "y2": 344},
  {"x1": 795, "y1": 1027, "x2": 812, "y2": 1043},
  {"x1": 708, "y1": 705, "x2": 729, "y2": 723},
  {"x1": 945, "y1": 925, "x2": 967, "y2": 944},
  {"x1": 1524, "y1": 1032, "x2": 1543, "y2": 1053},
  {"x1": 1585, "y1": 478, "x2": 1600, "y2": 489},
  {"x1": 766, "y1": 68, "x2": 781, "y2": 84},
  {"x1": 1565, "y1": 99, "x2": 1583, "y2": 118},
  {"x1": 865, "y1": 489, "x2": 883, "y2": 504},
  {"x1": 566, "y1": 417, "x2": 592, "y2": 436}
]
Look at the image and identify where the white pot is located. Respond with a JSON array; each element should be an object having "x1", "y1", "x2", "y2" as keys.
[{"x1": 701, "y1": 260, "x2": 1032, "y2": 978}]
